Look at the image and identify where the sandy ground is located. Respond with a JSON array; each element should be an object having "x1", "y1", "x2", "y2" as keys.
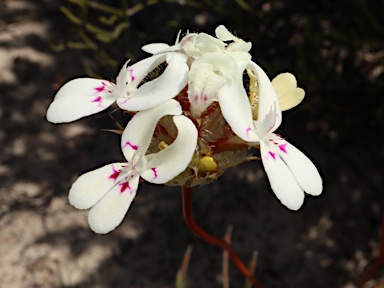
[{"x1": 1, "y1": 1, "x2": 383, "y2": 288}]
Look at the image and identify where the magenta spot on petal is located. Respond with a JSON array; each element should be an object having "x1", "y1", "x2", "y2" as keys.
[
  {"x1": 109, "y1": 165, "x2": 121, "y2": 182},
  {"x1": 268, "y1": 151, "x2": 276, "y2": 160},
  {"x1": 246, "y1": 127, "x2": 251, "y2": 138},
  {"x1": 194, "y1": 95, "x2": 198, "y2": 102},
  {"x1": 151, "y1": 167, "x2": 158, "y2": 179},
  {"x1": 123, "y1": 141, "x2": 139, "y2": 151},
  {"x1": 119, "y1": 181, "x2": 132, "y2": 194},
  {"x1": 92, "y1": 96, "x2": 103, "y2": 107},
  {"x1": 278, "y1": 143, "x2": 288, "y2": 154},
  {"x1": 119, "y1": 97, "x2": 131, "y2": 105},
  {"x1": 94, "y1": 82, "x2": 106, "y2": 93},
  {"x1": 128, "y1": 69, "x2": 135, "y2": 82}
]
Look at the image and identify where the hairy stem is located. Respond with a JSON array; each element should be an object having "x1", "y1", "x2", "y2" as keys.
[{"x1": 182, "y1": 186, "x2": 262, "y2": 288}]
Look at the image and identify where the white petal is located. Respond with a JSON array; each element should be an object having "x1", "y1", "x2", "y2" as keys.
[
  {"x1": 271, "y1": 72, "x2": 305, "y2": 111},
  {"x1": 188, "y1": 52, "x2": 237, "y2": 117},
  {"x1": 117, "y1": 53, "x2": 188, "y2": 111},
  {"x1": 218, "y1": 63, "x2": 259, "y2": 142},
  {"x1": 121, "y1": 99, "x2": 182, "y2": 162},
  {"x1": 260, "y1": 141, "x2": 304, "y2": 210},
  {"x1": 88, "y1": 174, "x2": 140, "y2": 234},
  {"x1": 47, "y1": 78, "x2": 117, "y2": 123},
  {"x1": 141, "y1": 43, "x2": 171, "y2": 54},
  {"x1": 276, "y1": 139, "x2": 322, "y2": 196},
  {"x1": 215, "y1": 25, "x2": 252, "y2": 52},
  {"x1": 141, "y1": 115, "x2": 197, "y2": 184},
  {"x1": 180, "y1": 33, "x2": 223, "y2": 58},
  {"x1": 69, "y1": 163, "x2": 126, "y2": 210},
  {"x1": 115, "y1": 59, "x2": 130, "y2": 97},
  {"x1": 248, "y1": 62, "x2": 282, "y2": 131}
]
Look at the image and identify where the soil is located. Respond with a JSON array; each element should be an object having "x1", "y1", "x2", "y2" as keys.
[{"x1": 0, "y1": 1, "x2": 383, "y2": 288}]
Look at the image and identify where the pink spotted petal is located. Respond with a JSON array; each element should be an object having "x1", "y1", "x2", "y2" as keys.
[
  {"x1": 87, "y1": 174, "x2": 140, "y2": 234},
  {"x1": 276, "y1": 139, "x2": 323, "y2": 196},
  {"x1": 121, "y1": 99, "x2": 182, "y2": 162},
  {"x1": 260, "y1": 141, "x2": 305, "y2": 210},
  {"x1": 141, "y1": 115, "x2": 198, "y2": 184},
  {"x1": 248, "y1": 62, "x2": 282, "y2": 132},
  {"x1": 117, "y1": 53, "x2": 188, "y2": 111},
  {"x1": 47, "y1": 78, "x2": 117, "y2": 123},
  {"x1": 69, "y1": 163, "x2": 126, "y2": 210}
]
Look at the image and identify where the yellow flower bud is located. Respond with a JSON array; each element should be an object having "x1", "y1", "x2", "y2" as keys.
[{"x1": 198, "y1": 156, "x2": 218, "y2": 174}]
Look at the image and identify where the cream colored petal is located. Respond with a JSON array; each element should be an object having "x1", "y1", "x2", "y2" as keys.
[{"x1": 272, "y1": 73, "x2": 305, "y2": 111}]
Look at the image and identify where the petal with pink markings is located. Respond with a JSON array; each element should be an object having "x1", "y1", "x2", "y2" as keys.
[
  {"x1": 118, "y1": 53, "x2": 188, "y2": 111},
  {"x1": 69, "y1": 162, "x2": 126, "y2": 210},
  {"x1": 87, "y1": 174, "x2": 140, "y2": 234},
  {"x1": 47, "y1": 78, "x2": 117, "y2": 123},
  {"x1": 260, "y1": 141, "x2": 304, "y2": 210},
  {"x1": 276, "y1": 140, "x2": 322, "y2": 196},
  {"x1": 141, "y1": 115, "x2": 197, "y2": 184},
  {"x1": 121, "y1": 99, "x2": 182, "y2": 162}
]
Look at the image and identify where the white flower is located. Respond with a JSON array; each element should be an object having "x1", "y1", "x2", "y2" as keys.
[
  {"x1": 220, "y1": 61, "x2": 322, "y2": 210},
  {"x1": 68, "y1": 99, "x2": 198, "y2": 233},
  {"x1": 46, "y1": 60, "x2": 130, "y2": 123},
  {"x1": 256, "y1": 105, "x2": 322, "y2": 210}
]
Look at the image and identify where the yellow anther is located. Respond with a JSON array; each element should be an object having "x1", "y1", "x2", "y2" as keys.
[
  {"x1": 198, "y1": 156, "x2": 218, "y2": 173},
  {"x1": 158, "y1": 141, "x2": 169, "y2": 151},
  {"x1": 246, "y1": 69, "x2": 259, "y2": 120}
]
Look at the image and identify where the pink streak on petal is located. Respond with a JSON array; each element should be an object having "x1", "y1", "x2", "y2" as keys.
[
  {"x1": 128, "y1": 69, "x2": 135, "y2": 82},
  {"x1": 122, "y1": 141, "x2": 139, "y2": 151},
  {"x1": 151, "y1": 167, "x2": 158, "y2": 179},
  {"x1": 119, "y1": 181, "x2": 132, "y2": 194},
  {"x1": 109, "y1": 165, "x2": 121, "y2": 182},
  {"x1": 92, "y1": 96, "x2": 103, "y2": 107},
  {"x1": 94, "y1": 82, "x2": 106, "y2": 93},
  {"x1": 278, "y1": 143, "x2": 288, "y2": 154},
  {"x1": 268, "y1": 151, "x2": 276, "y2": 160},
  {"x1": 246, "y1": 127, "x2": 251, "y2": 139},
  {"x1": 119, "y1": 97, "x2": 131, "y2": 105}
]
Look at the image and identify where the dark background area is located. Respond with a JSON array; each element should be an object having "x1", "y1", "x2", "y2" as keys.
[{"x1": 0, "y1": 0, "x2": 383, "y2": 287}]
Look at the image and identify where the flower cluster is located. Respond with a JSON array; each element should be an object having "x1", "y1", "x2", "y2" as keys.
[{"x1": 47, "y1": 25, "x2": 322, "y2": 234}]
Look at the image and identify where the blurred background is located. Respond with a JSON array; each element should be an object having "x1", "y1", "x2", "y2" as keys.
[{"x1": 0, "y1": 0, "x2": 383, "y2": 287}]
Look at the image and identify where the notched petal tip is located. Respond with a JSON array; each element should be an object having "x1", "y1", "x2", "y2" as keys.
[
  {"x1": 87, "y1": 174, "x2": 140, "y2": 234},
  {"x1": 272, "y1": 72, "x2": 305, "y2": 111}
]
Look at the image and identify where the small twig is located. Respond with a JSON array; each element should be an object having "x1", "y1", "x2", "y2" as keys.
[
  {"x1": 245, "y1": 251, "x2": 258, "y2": 288},
  {"x1": 223, "y1": 226, "x2": 233, "y2": 288},
  {"x1": 176, "y1": 245, "x2": 193, "y2": 288}
]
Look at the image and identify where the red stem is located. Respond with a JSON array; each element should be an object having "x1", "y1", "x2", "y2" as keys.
[
  {"x1": 182, "y1": 186, "x2": 262, "y2": 288},
  {"x1": 358, "y1": 209, "x2": 384, "y2": 288}
]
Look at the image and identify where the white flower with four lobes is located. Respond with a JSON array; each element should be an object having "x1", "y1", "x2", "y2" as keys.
[
  {"x1": 47, "y1": 52, "x2": 188, "y2": 123},
  {"x1": 68, "y1": 100, "x2": 198, "y2": 234},
  {"x1": 221, "y1": 60, "x2": 322, "y2": 210}
]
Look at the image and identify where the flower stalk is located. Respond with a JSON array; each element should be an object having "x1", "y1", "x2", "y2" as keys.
[{"x1": 181, "y1": 186, "x2": 262, "y2": 288}]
